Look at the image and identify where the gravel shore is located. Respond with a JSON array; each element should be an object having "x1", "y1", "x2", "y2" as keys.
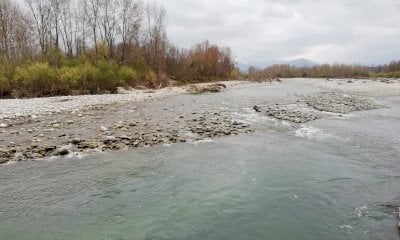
[
  {"x1": 0, "y1": 81, "x2": 256, "y2": 164},
  {"x1": 0, "y1": 78, "x2": 399, "y2": 165}
]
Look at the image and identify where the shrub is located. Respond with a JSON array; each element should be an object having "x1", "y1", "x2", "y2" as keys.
[
  {"x1": 118, "y1": 66, "x2": 138, "y2": 87},
  {"x1": 57, "y1": 66, "x2": 82, "y2": 94},
  {"x1": 13, "y1": 62, "x2": 57, "y2": 96},
  {"x1": 146, "y1": 70, "x2": 157, "y2": 84},
  {"x1": 94, "y1": 60, "x2": 120, "y2": 92},
  {"x1": 230, "y1": 68, "x2": 240, "y2": 79},
  {"x1": 76, "y1": 63, "x2": 101, "y2": 93},
  {"x1": 0, "y1": 72, "x2": 10, "y2": 97}
]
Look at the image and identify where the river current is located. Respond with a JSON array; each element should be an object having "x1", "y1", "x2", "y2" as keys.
[{"x1": 1, "y1": 80, "x2": 399, "y2": 239}]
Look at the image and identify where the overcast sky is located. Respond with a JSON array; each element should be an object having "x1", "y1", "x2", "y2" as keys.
[{"x1": 151, "y1": 0, "x2": 400, "y2": 66}]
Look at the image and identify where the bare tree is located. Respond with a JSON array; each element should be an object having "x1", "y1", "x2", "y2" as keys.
[
  {"x1": 118, "y1": 0, "x2": 143, "y2": 61},
  {"x1": 144, "y1": 3, "x2": 167, "y2": 74},
  {"x1": 0, "y1": 0, "x2": 32, "y2": 63},
  {"x1": 98, "y1": 0, "x2": 118, "y2": 56},
  {"x1": 25, "y1": 0, "x2": 52, "y2": 53},
  {"x1": 59, "y1": 0, "x2": 74, "y2": 56},
  {"x1": 74, "y1": 2, "x2": 86, "y2": 56},
  {"x1": 49, "y1": 0, "x2": 61, "y2": 49},
  {"x1": 83, "y1": 0, "x2": 100, "y2": 53}
]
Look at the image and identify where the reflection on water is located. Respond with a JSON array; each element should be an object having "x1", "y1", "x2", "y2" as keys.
[{"x1": 0, "y1": 84, "x2": 399, "y2": 240}]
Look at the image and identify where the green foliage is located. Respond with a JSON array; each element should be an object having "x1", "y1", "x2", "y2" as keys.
[
  {"x1": 9, "y1": 61, "x2": 123, "y2": 96},
  {"x1": 250, "y1": 64, "x2": 372, "y2": 79},
  {"x1": 372, "y1": 71, "x2": 400, "y2": 78},
  {"x1": 0, "y1": 63, "x2": 10, "y2": 96},
  {"x1": 13, "y1": 62, "x2": 57, "y2": 96},
  {"x1": 94, "y1": 60, "x2": 120, "y2": 92},
  {"x1": 57, "y1": 66, "x2": 81, "y2": 93},
  {"x1": 146, "y1": 70, "x2": 157, "y2": 83},
  {"x1": 75, "y1": 63, "x2": 101, "y2": 93},
  {"x1": 118, "y1": 66, "x2": 138, "y2": 87},
  {"x1": 0, "y1": 72, "x2": 10, "y2": 97}
]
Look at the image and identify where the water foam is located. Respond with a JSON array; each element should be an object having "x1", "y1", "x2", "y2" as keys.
[
  {"x1": 191, "y1": 138, "x2": 216, "y2": 145},
  {"x1": 295, "y1": 125, "x2": 334, "y2": 140},
  {"x1": 232, "y1": 108, "x2": 277, "y2": 124}
]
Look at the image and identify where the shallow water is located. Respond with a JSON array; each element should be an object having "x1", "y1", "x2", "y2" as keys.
[{"x1": 1, "y1": 82, "x2": 400, "y2": 240}]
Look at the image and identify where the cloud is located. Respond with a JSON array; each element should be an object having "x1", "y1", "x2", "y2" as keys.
[{"x1": 150, "y1": 0, "x2": 400, "y2": 66}]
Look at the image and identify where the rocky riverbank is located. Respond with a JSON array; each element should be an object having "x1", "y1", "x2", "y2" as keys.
[
  {"x1": 0, "y1": 81, "x2": 258, "y2": 164},
  {"x1": 253, "y1": 91, "x2": 383, "y2": 124},
  {"x1": 0, "y1": 110, "x2": 252, "y2": 164},
  {"x1": 1, "y1": 78, "x2": 398, "y2": 165}
]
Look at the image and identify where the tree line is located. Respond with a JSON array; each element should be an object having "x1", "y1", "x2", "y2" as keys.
[
  {"x1": 0, "y1": 0, "x2": 236, "y2": 97},
  {"x1": 368, "y1": 60, "x2": 400, "y2": 78},
  {"x1": 246, "y1": 62, "x2": 400, "y2": 79}
]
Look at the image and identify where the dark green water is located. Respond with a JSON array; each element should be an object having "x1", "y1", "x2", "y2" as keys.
[{"x1": 1, "y1": 82, "x2": 399, "y2": 240}]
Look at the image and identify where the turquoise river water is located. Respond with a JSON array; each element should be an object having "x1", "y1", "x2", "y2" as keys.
[{"x1": 0, "y1": 81, "x2": 399, "y2": 239}]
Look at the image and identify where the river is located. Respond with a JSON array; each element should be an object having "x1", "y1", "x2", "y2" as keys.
[{"x1": 0, "y1": 79, "x2": 399, "y2": 239}]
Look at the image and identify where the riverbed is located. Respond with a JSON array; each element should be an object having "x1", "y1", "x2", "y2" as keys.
[{"x1": 0, "y1": 78, "x2": 399, "y2": 239}]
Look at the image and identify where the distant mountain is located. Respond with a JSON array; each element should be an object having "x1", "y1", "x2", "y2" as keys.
[
  {"x1": 287, "y1": 58, "x2": 319, "y2": 68},
  {"x1": 237, "y1": 60, "x2": 285, "y2": 72}
]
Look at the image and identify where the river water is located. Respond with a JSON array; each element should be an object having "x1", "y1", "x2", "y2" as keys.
[{"x1": 1, "y1": 80, "x2": 399, "y2": 239}]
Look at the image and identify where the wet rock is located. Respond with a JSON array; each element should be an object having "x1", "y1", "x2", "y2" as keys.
[
  {"x1": 77, "y1": 141, "x2": 98, "y2": 149},
  {"x1": 44, "y1": 145, "x2": 57, "y2": 152},
  {"x1": 253, "y1": 106, "x2": 261, "y2": 112},
  {"x1": 397, "y1": 208, "x2": 400, "y2": 229},
  {"x1": 71, "y1": 138, "x2": 83, "y2": 145},
  {"x1": 119, "y1": 135, "x2": 132, "y2": 140},
  {"x1": 0, "y1": 149, "x2": 11, "y2": 163},
  {"x1": 58, "y1": 148, "x2": 69, "y2": 156}
]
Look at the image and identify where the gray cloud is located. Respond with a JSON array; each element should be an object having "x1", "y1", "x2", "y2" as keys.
[{"x1": 151, "y1": 0, "x2": 400, "y2": 66}]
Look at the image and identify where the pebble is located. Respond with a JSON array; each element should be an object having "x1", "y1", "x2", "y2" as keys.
[
  {"x1": 254, "y1": 104, "x2": 319, "y2": 123},
  {"x1": 0, "y1": 123, "x2": 8, "y2": 128},
  {"x1": 100, "y1": 126, "x2": 108, "y2": 132},
  {"x1": 103, "y1": 136, "x2": 117, "y2": 143},
  {"x1": 305, "y1": 92, "x2": 381, "y2": 114}
]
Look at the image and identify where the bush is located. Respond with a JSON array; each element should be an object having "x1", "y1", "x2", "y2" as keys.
[
  {"x1": 94, "y1": 60, "x2": 120, "y2": 92},
  {"x1": 118, "y1": 66, "x2": 138, "y2": 87},
  {"x1": 57, "y1": 66, "x2": 82, "y2": 94},
  {"x1": 75, "y1": 63, "x2": 101, "y2": 93},
  {"x1": 146, "y1": 70, "x2": 157, "y2": 84},
  {"x1": 0, "y1": 63, "x2": 11, "y2": 97},
  {"x1": 13, "y1": 62, "x2": 57, "y2": 96},
  {"x1": 0, "y1": 73, "x2": 10, "y2": 97}
]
